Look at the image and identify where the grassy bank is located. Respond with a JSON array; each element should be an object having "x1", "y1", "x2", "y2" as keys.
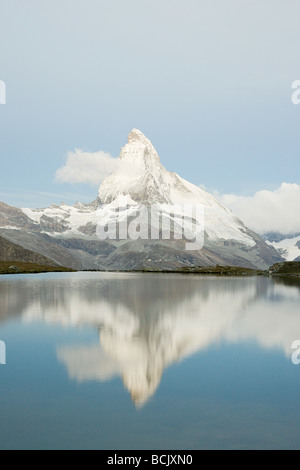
[{"x1": 0, "y1": 261, "x2": 75, "y2": 275}]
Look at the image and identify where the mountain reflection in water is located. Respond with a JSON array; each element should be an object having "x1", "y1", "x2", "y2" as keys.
[{"x1": 0, "y1": 273, "x2": 299, "y2": 406}]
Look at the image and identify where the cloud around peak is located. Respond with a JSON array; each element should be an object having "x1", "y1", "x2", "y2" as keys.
[
  {"x1": 55, "y1": 149, "x2": 119, "y2": 186},
  {"x1": 55, "y1": 147, "x2": 145, "y2": 187}
]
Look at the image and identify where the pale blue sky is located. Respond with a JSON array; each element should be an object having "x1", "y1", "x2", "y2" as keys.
[{"x1": 1, "y1": 0, "x2": 300, "y2": 210}]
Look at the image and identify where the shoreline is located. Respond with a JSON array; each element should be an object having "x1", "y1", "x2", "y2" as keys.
[{"x1": 1, "y1": 261, "x2": 299, "y2": 278}]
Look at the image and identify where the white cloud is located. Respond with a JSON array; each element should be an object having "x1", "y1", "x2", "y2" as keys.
[
  {"x1": 55, "y1": 149, "x2": 118, "y2": 186},
  {"x1": 55, "y1": 148, "x2": 144, "y2": 187},
  {"x1": 218, "y1": 183, "x2": 300, "y2": 234}
]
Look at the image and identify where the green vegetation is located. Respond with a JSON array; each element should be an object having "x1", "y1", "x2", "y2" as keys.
[
  {"x1": 173, "y1": 265, "x2": 262, "y2": 275},
  {"x1": 268, "y1": 261, "x2": 300, "y2": 276},
  {"x1": 138, "y1": 265, "x2": 262, "y2": 275},
  {"x1": 0, "y1": 261, "x2": 75, "y2": 275}
]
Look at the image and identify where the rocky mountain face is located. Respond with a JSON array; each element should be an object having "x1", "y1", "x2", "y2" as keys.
[
  {"x1": 0, "y1": 129, "x2": 282, "y2": 270},
  {"x1": 0, "y1": 201, "x2": 40, "y2": 231}
]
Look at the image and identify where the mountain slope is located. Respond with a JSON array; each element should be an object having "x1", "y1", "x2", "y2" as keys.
[
  {"x1": 0, "y1": 235, "x2": 60, "y2": 266},
  {"x1": 0, "y1": 229, "x2": 85, "y2": 270}
]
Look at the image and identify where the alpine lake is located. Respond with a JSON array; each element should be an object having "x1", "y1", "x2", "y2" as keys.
[{"x1": 0, "y1": 271, "x2": 300, "y2": 450}]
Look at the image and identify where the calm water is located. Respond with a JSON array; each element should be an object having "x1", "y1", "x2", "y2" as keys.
[{"x1": 0, "y1": 272, "x2": 300, "y2": 450}]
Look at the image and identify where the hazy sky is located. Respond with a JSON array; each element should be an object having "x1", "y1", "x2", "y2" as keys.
[{"x1": 1, "y1": 0, "x2": 300, "y2": 232}]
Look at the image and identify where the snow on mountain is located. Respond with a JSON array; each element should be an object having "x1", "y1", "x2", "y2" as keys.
[
  {"x1": 266, "y1": 235, "x2": 300, "y2": 261},
  {"x1": 23, "y1": 129, "x2": 256, "y2": 246},
  {"x1": 0, "y1": 129, "x2": 282, "y2": 270},
  {"x1": 98, "y1": 128, "x2": 255, "y2": 245}
]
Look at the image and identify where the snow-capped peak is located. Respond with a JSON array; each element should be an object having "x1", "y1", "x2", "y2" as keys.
[
  {"x1": 127, "y1": 128, "x2": 152, "y2": 145},
  {"x1": 7, "y1": 128, "x2": 282, "y2": 270},
  {"x1": 98, "y1": 129, "x2": 168, "y2": 204},
  {"x1": 118, "y1": 128, "x2": 160, "y2": 166},
  {"x1": 95, "y1": 129, "x2": 258, "y2": 246},
  {"x1": 97, "y1": 129, "x2": 227, "y2": 208}
]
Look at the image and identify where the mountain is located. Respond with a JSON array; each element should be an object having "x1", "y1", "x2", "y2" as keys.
[
  {"x1": 262, "y1": 232, "x2": 300, "y2": 262},
  {"x1": 0, "y1": 129, "x2": 282, "y2": 270},
  {"x1": 0, "y1": 235, "x2": 60, "y2": 266}
]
